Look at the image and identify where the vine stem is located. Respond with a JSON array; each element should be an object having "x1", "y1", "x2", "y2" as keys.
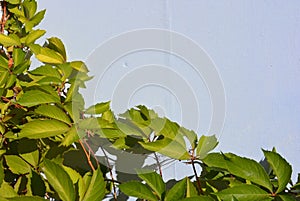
[
  {"x1": 99, "y1": 145, "x2": 117, "y2": 201},
  {"x1": 190, "y1": 149, "x2": 203, "y2": 194},
  {"x1": 0, "y1": 0, "x2": 7, "y2": 33},
  {"x1": 154, "y1": 152, "x2": 163, "y2": 177},
  {"x1": 79, "y1": 140, "x2": 95, "y2": 171}
]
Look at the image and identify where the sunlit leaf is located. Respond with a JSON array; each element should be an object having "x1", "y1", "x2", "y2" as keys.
[
  {"x1": 165, "y1": 178, "x2": 186, "y2": 201},
  {"x1": 18, "y1": 89, "x2": 60, "y2": 107},
  {"x1": 4, "y1": 155, "x2": 31, "y2": 174},
  {"x1": 25, "y1": 29, "x2": 46, "y2": 45},
  {"x1": 136, "y1": 169, "x2": 165, "y2": 199},
  {"x1": 35, "y1": 105, "x2": 71, "y2": 124},
  {"x1": 20, "y1": 150, "x2": 39, "y2": 167},
  {"x1": 119, "y1": 181, "x2": 157, "y2": 201},
  {"x1": 19, "y1": 120, "x2": 70, "y2": 139},
  {"x1": 263, "y1": 150, "x2": 292, "y2": 193},
  {"x1": 79, "y1": 168, "x2": 106, "y2": 201},
  {"x1": 196, "y1": 135, "x2": 218, "y2": 159},
  {"x1": 85, "y1": 101, "x2": 110, "y2": 114},
  {"x1": 140, "y1": 137, "x2": 190, "y2": 160},
  {"x1": 0, "y1": 34, "x2": 21, "y2": 47},
  {"x1": 43, "y1": 159, "x2": 75, "y2": 201},
  {"x1": 215, "y1": 184, "x2": 271, "y2": 201}
]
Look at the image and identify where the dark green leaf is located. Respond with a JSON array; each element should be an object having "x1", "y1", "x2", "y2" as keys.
[
  {"x1": 136, "y1": 169, "x2": 165, "y2": 199},
  {"x1": 203, "y1": 153, "x2": 273, "y2": 192},
  {"x1": 277, "y1": 194, "x2": 297, "y2": 201},
  {"x1": 19, "y1": 120, "x2": 70, "y2": 139},
  {"x1": 263, "y1": 150, "x2": 292, "y2": 193},
  {"x1": 196, "y1": 135, "x2": 218, "y2": 159},
  {"x1": 30, "y1": 171, "x2": 46, "y2": 197},
  {"x1": 43, "y1": 159, "x2": 75, "y2": 201},
  {"x1": 119, "y1": 181, "x2": 157, "y2": 201},
  {"x1": 215, "y1": 184, "x2": 271, "y2": 201}
]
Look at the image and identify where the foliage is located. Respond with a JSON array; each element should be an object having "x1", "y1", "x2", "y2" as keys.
[{"x1": 0, "y1": 0, "x2": 299, "y2": 200}]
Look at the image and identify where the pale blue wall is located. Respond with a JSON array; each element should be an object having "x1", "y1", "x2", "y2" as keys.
[{"x1": 39, "y1": 1, "x2": 300, "y2": 180}]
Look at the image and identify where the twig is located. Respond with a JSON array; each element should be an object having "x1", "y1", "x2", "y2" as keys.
[
  {"x1": 83, "y1": 139, "x2": 99, "y2": 166},
  {"x1": 99, "y1": 145, "x2": 117, "y2": 200},
  {"x1": 190, "y1": 149, "x2": 203, "y2": 194},
  {"x1": 154, "y1": 152, "x2": 163, "y2": 177},
  {"x1": 1, "y1": 0, "x2": 7, "y2": 33},
  {"x1": 79, "y1": 140, "x2": 95, "y2": 171}
]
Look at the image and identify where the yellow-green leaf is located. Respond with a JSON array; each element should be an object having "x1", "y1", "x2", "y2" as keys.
[{"x1": 19, "y1": 120, "x2": 70, "y2": 139}]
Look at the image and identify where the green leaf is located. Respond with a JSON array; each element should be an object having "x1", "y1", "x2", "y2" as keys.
[
  {"x1": 140, "y1": 137, "x2": 190, "y2": 160},
  {"x1": 30, "y1": 171, "x2": 46, "y2": 197},
  {"x1": 0, "y1": 34, "x2": 21, "y2": 47},
  {"x1": 136, "y1": 169, "x2": 165, "y2": 199},
  {"x1": 277, "y1": 194, "x2": 297, "y2": 201},
  {"x1": 18, "y1": 89, "x2": 60, "y2": 107},
  {"x1": 62, "y1": 166, "x2": 81, "y2": 184},
  {"x1": 23, "y1": 0, "x2": 37, "y2": 19},
  {"x1": 30, "y1": 64, "x2": 61, "y2": 79},
  {"x1": 6, "y1": 0, "x2": 21, "y2": 4},
  {"x1": 35, "y1": 105, "x2": 71, "y2": 124},
  {"x1": 43, "y1": 159, "x2": 75, "y2": 201},
  {"x1": 29, "y1": 44, "x2": 65, "y2": 64},
  {"x1": 4, "y1": 155, "x2": 31, "y2": 174},
  {"x1": 69, "y1": 61, "x2": 88, "y2": 73},
  {"x1": 47, "y1": 37, "x2": 67, "y2": 61},
  {"x1": 0, "y1": 161, "x2": 4, "y2": 187},
  {"x1": 19, "y1": 119, "x2": 70, "y2": 139},
  {"x1": 0, "y1": 55, "x2": 8, "y2": 69},
  {"x1": 165, "y1": 178, "x2": 187, "y2": 201},
  {"x1": 119, "y1": 181, "x2": 157, "y2": 201},
  {"x1": 12, "y1": 48, "x2": 26, "y2": 67},
  {"x1": 0, "y1": 182, "x2": 18, "y2": 198},
  {"x1": 179, "y1": 127, "x2": 197, "y2": 149},
  {"x1": 25, "y1": 10, "x2": 46, "y2": 32},
  {"x1": 186, "y1": 178, "x2": 198, "y2": 197},
  {"x1": 85, "y1": 101, "x2": 110, "y2": 114},
  {"x1": 196, "y1": 135, "x2": 218, "y2": 159},
  {"x1": 61, "y1": 126, "x2": 79, "y2": 146},
  {"x1": 263, "y1": 150, "x2": 292, "y2": 193},
  {"x1": 25, "y1": 29, "x2": 46, "y2": 45},
  {"x1": 180, "y1": 196, "x2": 215, "y2": 201},
  {"x1": 215, "y1": 184, "x2": 271, "y2": 201},
  {"x1": 79, "y1": 168, "x2": 106, "y2": 201},
  {"x1": 7, "y1": 196, "x2": 47, "y2": 201},
  {"x1": 203, "y1": 153, "x2": 273, "y2": 192},
  {"x1": 20, "y1": 150, "x2": 39, "y2": 167}
]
